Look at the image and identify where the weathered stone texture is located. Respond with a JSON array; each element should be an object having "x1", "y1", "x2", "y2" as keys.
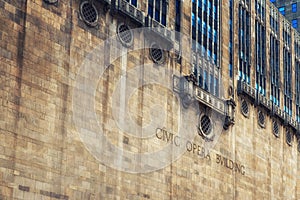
[{"x1": 0, "y1": 0, "x2": 300, "y2": 199}]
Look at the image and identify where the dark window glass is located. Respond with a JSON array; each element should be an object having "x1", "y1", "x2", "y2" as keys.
[
  {"x1": 279, "y1": 7, "x2": 285, "y2": 15},
  {"x1": 148, "y1": 0, "x2": 153, "y2": 17},
  {"x1": 239, "y1": 5, "x2": 251, "y2": 83},
  {"x1": 292, "y1": 19, "x2": 298, "y2": 28},
  {"x1": 191, "y1": 0, "x2": 220, "y2": 95},
  {"x1": 292, "y1": 3, "x2": 297, "y2": 13},
  {"x1": 131, "y1": 0, "x2": 137, "y2": 7},
  {"x1": 175, "y1": 0, "x2": 181, "y2": 40}
]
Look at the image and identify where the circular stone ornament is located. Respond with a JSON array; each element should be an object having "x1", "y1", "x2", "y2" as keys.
[
  {"x1": 117, "y1": 23, "x2": 133, "y2": 47},
  {"x1": 80, "y1": 1, "x2": 99, "y2": 27},
  {"x1": 198, "y1": 114, "x2": 214, "y2": 141},
  {"x1": 149, "y1": 43, "x2": 165, "y2": 64}
]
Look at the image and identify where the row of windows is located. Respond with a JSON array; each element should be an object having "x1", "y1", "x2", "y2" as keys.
[
  {"x1": 193, "y1": 64, "x2": 219, "y2": 96},
  {"x1": 239, "y1": 3, "x2": 295, "y2": 117},
  {"x1": 191, "y1": 0, "x2": 218, "y2": 64},
  {"x1": 124, "y1": 0, "x2": 169, "y2": 27},
  {"x1": 148, "y1": 0, "x2": 167, "y2": 26},
  {"x1": 256, "y1": 0, "x2": 265, "y2": 19},
  {"x1": 191, "y1": 0, "x2": 220, "y2": 97}
]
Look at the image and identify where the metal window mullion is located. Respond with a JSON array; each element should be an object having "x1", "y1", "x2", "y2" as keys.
[
  {"x1": 200, "y1": 1, "x2": 204, "y2": 54},
  {"x1": 165, "y1": 0, "x2": 169, "y2": 26},
  {"x1": 152, "y1": 0, "x2": 155, "y2": 19},
  {"x1": 160, "y1": 0, "x2": 162, "y2": 24}
]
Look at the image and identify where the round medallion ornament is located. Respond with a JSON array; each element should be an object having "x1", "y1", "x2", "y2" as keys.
[
  {"x1": 117, "y1": 23, "x2": 133, "y2": 47},
  {"x1": 198, "y1": 115, "x2": 214, "y2": 140},
  {"x1": 80, "y1": 1, "x2": 99, "y2": 27},
  {"x1": 150, "y1": 43, "x2": 165, "y2": 64}
]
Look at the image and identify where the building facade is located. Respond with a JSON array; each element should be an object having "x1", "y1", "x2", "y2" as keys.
[
  {"x1": 271, "y1": 0, "x2": 300, "y2": 31},
  {"x1": 1, "y1": 0, "x2": 300, "y2": 199}
]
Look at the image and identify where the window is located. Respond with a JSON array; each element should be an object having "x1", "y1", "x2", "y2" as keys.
[
  {"x1": 279, "y1": 7, "x2": 285, "y2": 15},
  {"x1": 79, "y1": 1, "x2": 99, "y2": 27},
  {"x1": 286, "y1": 129, "x2": 292, "y2": 146},
  {"x1": 255, "y1": 21, "x2": 266, "y2": 96},
  {"x1": 270, "y1": 35, "x2": 280, "y2": 106},
  {"x1": 117, "y1": 23, "x2": 133, "y2": 47},
  {"x1": 272, "y1": 120, "x2": 279, "y2": 137},
  {"x1": 192, "y1": 13, "x2": 196, "y2": 27},
  {"x1": 283, "y1": 28, "x2": 292, "y2": 116},
  {"x1": 149, "y1": 43, "x2": 165, "y2": 64},
  {"x1": 148, "y1": 0, "x2": 167, "y2": 26},
  {"x1": 292, "y1": 19, "x2": 298, "y2": 28},
  {"x1": 239, "y1": 5, "x2": 251, "y2": 83},
  {"x1": 255, "y1": 0, "x2": 266, "y2": 95},
  {"x1": 258, "y1": 111, "x2": 265, "y2": 128},
  {"x1": 191, "y1": 0, "x2": 220, "y2": 96},
  {"x1": 155, "y1": 0, "x2": 160, "y2": 21},
  {"x1": 175, "y1": 0, "x2": 181, "y2": 40},
  {"x1": 126, "y1": 0, "x2": 137, "y2": 7},
  {"x1": 241, "y1": 99, "x2": 249, "y2": 117},
  {"x1": 256, "y1": 0, "x2": 265, "y2": 18},
  {"x1": 191, "y1": 0, "x2": 219, "y2": 61},
  {"x1": 148, "y1": 0, "x2": 153, "y2": 16},
  {"x1": 292, "y1": 3, "x2": 297, "y2": 13},
  {"x1": 270, "y1": 10, "x2": 279, "y2": 34},
  {"x1": 198, "y1": 115, "x2": 214, "y2": 140}
]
